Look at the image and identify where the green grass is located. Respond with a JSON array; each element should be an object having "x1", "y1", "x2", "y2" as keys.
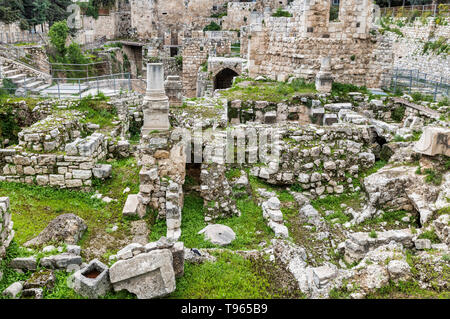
[
  {"x1": 366, "y1": 280, "x2": 450, "y2": 299},
  {"x1": 225, "y1": 168, "x2": 242, "y2": 180},
  {"x1": 0, "y1": 157, "x2": 140, "y2": 256},
  {"x1": 0, "y1": 241, "x2": 32, "y2": 299},
  {"x1": 150, "y1": 192, "x2": 273, "y2": 250},
  {"x1": 70, "y1": 94, "x2": 117, "y2": 128},
  {"x1": 418, "y1": 230, "x2": 441, "y2": 244},
  {"x1": 170, "y1": 251, "x2": 303, "y2": 299},
  {"x1": 311, "y1": 192, "x2": 363, "y2": 224},
  {"x1": 220, "y1": 78, "x2": 316, "y2": 103}
]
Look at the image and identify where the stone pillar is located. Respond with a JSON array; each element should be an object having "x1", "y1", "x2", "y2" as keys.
[
  {"x1": 164, "y1": 75, "x2": 183, "y2": 107},
  {"x1": 142, "y1": 63, "x2": 170, "y2": 135},
  {"x1": 315, "y1": 57, "x2": 333, "y2": 93}
]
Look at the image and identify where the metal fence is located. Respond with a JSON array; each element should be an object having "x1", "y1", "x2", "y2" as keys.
[
  {"x1": 0, "y1": 73, "x2": 132, "y2": 100},
  {"x1": 0, "y1": 31, "x2": 47, "y2": 45},
  {"x1": 380, "y1": 3, "x2": 450, "y2": 17},
  {"x1": 50, "y1": 61, "x2": 112, "y2": 79},
  {"x1": 48, "y1": 73, "x2": 132, "y2": 99},
  {"x1": 382, "y1": 68, "x2": 450, "y2": 101}
]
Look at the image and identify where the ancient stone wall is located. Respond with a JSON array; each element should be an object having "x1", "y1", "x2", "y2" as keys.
[
  {"x1": 0, "y1": 197, "x2": 14, "y2": 262},
  {"x1": 248, "y1": 124, "x2": 376, "y2": 197},
  {"x1": 388, "y1": 18, "x2": 450, "y2": 81},
  {"x1": 17, "y1": 111, "x2": 85, "y2": 153},
  {"x1": 222, "y1": 2, "x2": 257, "y2": 31},
  {"x1": 248, "y1": 0, "x2": 392, "y2": 87},
  {"x1": 182, "y1": 33, "x2": 231, "y2": 97}
]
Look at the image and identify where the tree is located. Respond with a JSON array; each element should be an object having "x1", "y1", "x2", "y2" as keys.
[
  {"x1": 30, "y1": 0, "x2": 50, "y2": 28},
  {"x1": 48, "y1": 20, "x2": 69, "y2": 55}
]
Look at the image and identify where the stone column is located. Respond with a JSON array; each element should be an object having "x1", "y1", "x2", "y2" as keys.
[
  {"x1": 315, "y1": 56, "x2": 333, "y2": 93},
  {"x1": 142, "y1": 63, "x2": 170, "y2": 135}
]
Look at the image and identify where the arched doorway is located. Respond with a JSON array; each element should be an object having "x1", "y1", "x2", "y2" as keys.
[{"x1": 214, "y1": 68, "x2": 239, "y2": 90}]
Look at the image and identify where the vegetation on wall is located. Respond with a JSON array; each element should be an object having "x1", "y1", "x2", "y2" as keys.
[
  {"x1": 203, "y1": 21, "x2": 221, "y2": 31},
  {"x1": 272, "y1": 8, "x2": 292, "y2": 18}
]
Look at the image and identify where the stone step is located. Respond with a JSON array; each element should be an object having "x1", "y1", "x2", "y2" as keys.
[
  {"x1": 7, "y1": 73, "x2": 27, "y2": 83},
  {"x1": 32, "y1": 83, "x2": 52, "y2": 93},
  {"x1": 24, "y1": 80, "x2": 45, "y2": 89},
  {"x1": 2, "y1": 68, "x2": 19, "y2": 77}
]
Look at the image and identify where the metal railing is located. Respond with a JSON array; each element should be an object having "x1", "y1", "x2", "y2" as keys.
[
  {"x1": 382, "y1": 68, "x2": 450, "y2": 101},
  {"x1": 0, "y1": 73, "x2": 132, "y2": 100},
  {"x1": 0, "y1": 43, "x2": 51, "y2": 74},
  {"x1": 0, "y1": 31, "x2": 47, "y2": 45},
  {"x1": 48, "y1": 73, "x2": 132, "y2": 100},
  {"x1": 380, "y1": 3, "x2": 450, "y2": 18},
  {"x1": 50, "y1": 61, "x2": 111, "y2": 79}
]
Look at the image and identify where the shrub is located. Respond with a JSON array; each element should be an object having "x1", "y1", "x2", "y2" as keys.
[
  {"x1": 272, "y1": 8, "x2": 292, "y2": 18},
  {"x1": 49, "y1": 21, "x2": 69, "y2": 55},
  {"x1": 203, "y1": 22, "x2": 221, "y2": 31},
  {"x1": 391, "y1": 106, "x2": 405, "y2": 122}
]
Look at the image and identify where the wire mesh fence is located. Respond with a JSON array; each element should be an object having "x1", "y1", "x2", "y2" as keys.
[{"x1": 382, "y1": 68, "x2": 450, "y2": 101}]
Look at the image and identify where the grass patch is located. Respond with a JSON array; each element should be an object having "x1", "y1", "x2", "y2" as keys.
[
  {"x1": 311, "y1": 192, "x2": 363, "y2": 224},
  {"x1": 170, "y1": 251, "x2": 303, "y2": 299},
  {"x1": 418, "y1": 230, "x2": 441, "y2": 244},
  {"x1": 366, "y1": 280, "x2": 450, "y2": 299},
  {"x1": 0, "y1": 157, "x2": 138, "y2": 256},
  {"x1": 70, "y1": 93, "x2": 117, "y2": 128},
  {"x1": 220, "y1": 77, "x2": 316, "y2": 103},
  {"x1": 151, "y1": 191, "x2": 273, "y2": 250}
]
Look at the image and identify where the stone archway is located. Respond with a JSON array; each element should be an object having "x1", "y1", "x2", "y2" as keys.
[{"x1": 214, "y1": 68, "x2": 239, "y2": 90}]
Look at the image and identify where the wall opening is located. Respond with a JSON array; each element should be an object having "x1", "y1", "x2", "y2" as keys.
[
  {"x1": 329, "y1": 0, "x2": 340, "y2": 22},
  {"x1": 214, "y1": 68, "x2": 239, "y2": 90}
]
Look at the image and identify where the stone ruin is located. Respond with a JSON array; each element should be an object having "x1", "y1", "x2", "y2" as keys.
[{"x1": 0, "y1": 0, "x2": 449, "y2": 302}]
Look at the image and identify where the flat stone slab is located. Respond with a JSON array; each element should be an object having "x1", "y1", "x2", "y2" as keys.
[{"x1": 198, "y1": 224, "x2": 236, "y2": 246}]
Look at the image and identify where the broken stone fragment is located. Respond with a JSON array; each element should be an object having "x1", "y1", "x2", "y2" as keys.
[
  {"x1": 9, "y1": 257, "x2": 37, "y2": 271},
  {"x1": 109, "y1": 249, "x2": 176, "y2": 299},
  {"x1": 2, "y1": 282, "x2": 23, "y2": 298},
  {"x1": 23, "y1": 214, "x2": 87, "y2": 247},
  {"x1": 40, "y1": 253, "x2": 82, "y2": 270},
  {"x1": 92, "y1": 164, "x2": 112, "y2": 179}
]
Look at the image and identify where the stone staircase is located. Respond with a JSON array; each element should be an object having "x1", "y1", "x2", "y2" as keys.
[{"x1": 1, "y1": 61, "x2": 51, "y2": 94}]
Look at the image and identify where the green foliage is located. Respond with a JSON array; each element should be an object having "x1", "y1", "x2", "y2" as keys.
[
  {"x1": 418, "y1": 230, "x2": 441, "y2": 244},
  {"x1": 71, "y1": 93, "x2": 117, "y2": 128},
  {"x1": 391, "y1": 105, "x2": 406, "y2": 122},
  {"x1": 203, "y1": 22, "x2": 221, "y2": 31},
  {"x1": 311, "y1": 192, "x2": 363, "y2": 224},
  {"x1": 171, "y1": 252, "x2": 299, "y2": 299},
  {"x1": 48, "y1": 20, "x2": 69, "y2": 55},
  {"x1": 211, "y1": 12, "x2": 227, "y2": 18},
  {"x1": 329, "y1": 5, "x2": 339, "y2": 21},
  {"x1": 221, "y1": 77, "x2": 316, "y2": 103},
  {"x1": 0, "y1": 78, "x2": 17, "y2": 96},
  {"x1": 331, "y1": 82, "x2": 369, "y2": 99},
  {"x1": 225, "y1": 168, "x2": 242, "y2": 180},
  {"x1": 150, "y1": 190, "x2": 272, "y2": 250},
  {"x1": 378, "y1": 16, "x2": 404, "y2": 37},
  {"x1": 272, "y1": 8, "x2": 292, "y2": 18},
  {"x1": 423, "y1": 168, "x2": 443, "y2": 186},
  {"x1": 369, "y1": 230, "x2": 378, "y2": 238},
  {"x1": 0, "y1": 241, "x2": 31, "y2": 299},
  {"x1": 175, "y1": 55, "x2": 183, "y2": 68},
  {"x1": 422, "y1": 36, "x2": 449, "y2": 56},
  {"x1": 0, "y1": 98, "x2": 21, "y2": 145},
  {"x1": 367, "y1": 279, "x2": 450, "y2": 299}
]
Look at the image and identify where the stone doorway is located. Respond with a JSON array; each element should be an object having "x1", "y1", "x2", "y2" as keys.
[{"x1": 214, "y1": 68, "x2": 239, "y2": 90}]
